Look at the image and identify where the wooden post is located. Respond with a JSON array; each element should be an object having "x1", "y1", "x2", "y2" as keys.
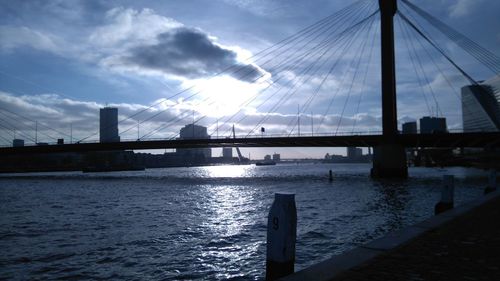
[
  {"x1": 434, "y1": 175, "x2": 454, "y2": 215},
  {"x1": 329, "y1": 170, "x2": 333, "y2": 182},
  {"x1": 266, "y1": 193, "x2": 297, "y2": 281}
]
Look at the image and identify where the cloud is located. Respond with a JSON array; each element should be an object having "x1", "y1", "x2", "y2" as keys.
[
  {"x1": 117, "y1": 27, "x2": 264, "y2": 82},
  {"x1": 0, "y1": 91, "x2": 157, "y2": 143},
  {"x1": 0, "y1": 26, "x2": 60, "y2": 53},
  {"x1": 88, "y1": 7, "x2": 182, "y2": 48},
  {"x1": 0, "y1": 91, "x2": 99, "y2": 141},
  {"x1": 222, "y1": 110, "x2": 384, "y2": 137},
  {"x1": 448, "y1": 0, "x2": 483, "y2": 18},
  {"x1": 0, "y1": 89, "x2": 388, "y2": 145},
  {"x1": 0, "y1": 6, "x2": 265, "y2": 84},
  {"x1": 219, "y1": 0, "x2": 287, "y2": 17}
]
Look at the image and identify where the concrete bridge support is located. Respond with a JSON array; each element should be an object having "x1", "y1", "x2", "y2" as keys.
[
  {"x1": 372, "y1": 0, "x2": 408, "y2": 178},
  {"x1": 371, "y1": 144, "x2": 408, "y2": 178}
]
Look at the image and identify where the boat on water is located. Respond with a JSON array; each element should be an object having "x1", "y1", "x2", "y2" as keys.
[{"x1": 255, "y1": 161, "x2": 276, "y2": 166}]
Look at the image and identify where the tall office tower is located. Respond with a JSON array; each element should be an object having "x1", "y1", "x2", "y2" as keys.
[
  {"x1": 461, "y1": 76, "x2": 500, "y2": 132},
  {"x1": 100, "y1": 107, "x2": 120, "y2": 143}
]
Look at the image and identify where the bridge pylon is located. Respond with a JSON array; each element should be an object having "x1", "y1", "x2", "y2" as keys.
[{"x1": 371, "y1": 0, "x2": 408, "y2": 178}]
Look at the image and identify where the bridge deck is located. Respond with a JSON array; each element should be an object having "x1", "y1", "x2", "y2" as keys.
[{"x1": 0, "y1": 132, "x2": 499, "y2": 155}]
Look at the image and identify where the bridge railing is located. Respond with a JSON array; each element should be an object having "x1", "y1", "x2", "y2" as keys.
[
  {"x1": 1, "y1": 128, "x2": 497, "y2": 148},
  {"x1": 0, "y1": 131, "x2": 384, "y2": 147}
]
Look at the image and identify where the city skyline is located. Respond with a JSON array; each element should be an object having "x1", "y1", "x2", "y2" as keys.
[{"x1": 1, "y1": 0, "x2": 499, "y2": 158}]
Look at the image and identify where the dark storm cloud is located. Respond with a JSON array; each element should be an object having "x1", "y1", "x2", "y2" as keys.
[{"x1": 125, "y1": 27, "x2": 263, "y2": 82}]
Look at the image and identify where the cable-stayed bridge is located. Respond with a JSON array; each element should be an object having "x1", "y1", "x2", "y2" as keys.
[
  {"x1": 1, "y1": 132, "x2": 499, "y2": 155},
  {"x1": 1, "y1": 0, "x2": 499, "y2": 177}
]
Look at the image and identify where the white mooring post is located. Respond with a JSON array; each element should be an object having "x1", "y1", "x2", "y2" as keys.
[
  {"x1": 435, "y1": 175, "x2": 454, "y2": 215},
  {"x1": 266, "y1": 193, "x2": 297, "y2": 281},
  {"x1": 484, "y1": 169, "x2": 497, "y2": 194}
]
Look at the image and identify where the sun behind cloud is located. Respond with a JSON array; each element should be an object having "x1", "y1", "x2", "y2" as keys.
[{"x1": 182, "y1": 75, "x2": 270, "y2": 118}]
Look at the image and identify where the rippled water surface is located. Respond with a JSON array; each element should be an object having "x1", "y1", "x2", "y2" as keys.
[{"x1": 0, "y1": 163, "x2": 490, "y2": 280}]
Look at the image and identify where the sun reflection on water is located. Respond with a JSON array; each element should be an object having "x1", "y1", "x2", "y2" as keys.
[
  {"x1": 201, "y1": 165, "x2": 255, "y2": 178},
  {"x1": 203, "y1": 185, "x2": 256, "y2": 237},
  {"x1": 197, "y1": 182, "x2": 264, "y2": 279}
]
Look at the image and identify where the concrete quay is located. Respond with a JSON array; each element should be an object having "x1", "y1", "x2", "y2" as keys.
[{"x1": 280, "y1": 190, "x2": 500, "y2": 281}]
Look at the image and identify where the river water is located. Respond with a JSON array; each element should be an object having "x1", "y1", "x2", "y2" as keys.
[{"x1": 0, "y1": 163, "x2": 490, "y2": 280}]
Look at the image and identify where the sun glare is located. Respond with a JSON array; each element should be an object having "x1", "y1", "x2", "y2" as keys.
[{"x1": 183, "y1": 75, "x2": 269, "y2": 117}]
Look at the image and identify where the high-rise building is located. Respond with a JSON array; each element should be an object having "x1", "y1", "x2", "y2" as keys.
[
  {"x1": 419, "y1": 117, "x2": 447, "y2": 134},
  {"x1": 461, "y1": 76, "x2": 500, "y2": 132},
  {"x1": 177, "y1": 124, "x2": 211, "y2": 159},
  {"x1": 402, "y1": 121, "x2": 417, "y2": 134},
  {"x1": 100, "y1": 107, "x2": 120, "y2": 143}
]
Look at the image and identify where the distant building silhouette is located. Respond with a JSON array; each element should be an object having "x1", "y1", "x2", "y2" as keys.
[
  {"x1": 272, "y1": 153, "x2": 281, "y2": 162},
  {"x1": 177, "y1": 124, "x2": 211, "y2": 159},
  {"x1": 347, "y1": 147, "x2": 362, "y2": 160},
  {"x1": 100, "y1": 107, "x2": 120, "y2": 143},
  {"x1": 324, "y1": 147, "x2": 369, "y2": 163},
  {"x1": 222, "y1": 147, "x2": 233, "y2": 159},
  {"x1": 402, "y1": 121, "x2": 417, "y2": 134},
  {"x1": 461, "y1": 76, "x2": 500, "y2": 132},
  {"x1": 419, "y1": 117, "x2": 447, "y2": 134},
  {"x1": 12, "y1": 139, "x2": 24, "y2": 147}
]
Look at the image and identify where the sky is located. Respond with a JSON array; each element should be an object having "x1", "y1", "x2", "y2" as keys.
[{"x1": 0, "y1": 0, "x2": 499, "y2": 158}]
